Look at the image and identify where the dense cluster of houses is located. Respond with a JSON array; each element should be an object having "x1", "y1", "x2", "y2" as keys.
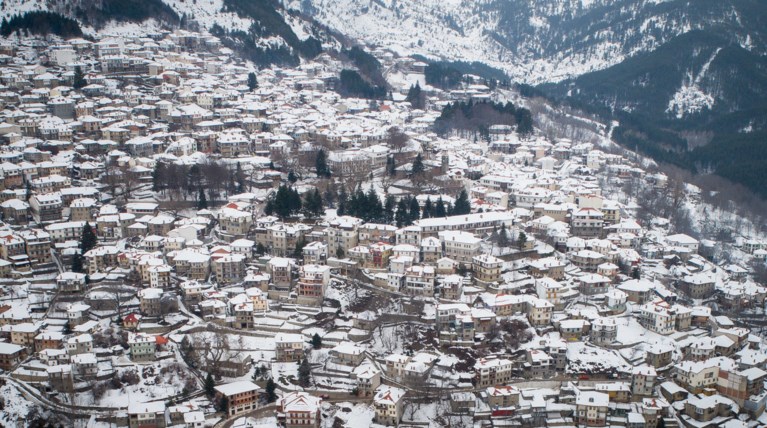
[{"x1": 0, "y1": 25, "x2": 764, "y2": 428}]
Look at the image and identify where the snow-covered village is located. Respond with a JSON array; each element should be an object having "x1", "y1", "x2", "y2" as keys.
[{"x1": 0, "y1": 10, "x2": 765, "y2": 428}]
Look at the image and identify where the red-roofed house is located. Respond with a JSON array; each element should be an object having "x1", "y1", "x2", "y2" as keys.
[
  {"x1": 374, "y1": 385, "x2": 405, "y2": 426},
  {"x1": 124, "y1": 313, "x2": 142, "y2": 330}
]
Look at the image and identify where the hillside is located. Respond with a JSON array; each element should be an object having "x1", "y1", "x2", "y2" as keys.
[
  {"x1": 0, "y1": 0, "x2": 336, "y2": 66},
  {"x1": 286, "y1": 0, "x2": 765, "y2": 84}
]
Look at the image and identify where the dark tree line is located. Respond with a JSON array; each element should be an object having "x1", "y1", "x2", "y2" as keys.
[
  {"x1": 337, "y1": 70, "x2": 386, "y2": 99},
  {"x1": 434, "y1": 100, "x2": 534, "y2": 138},
  {"x1": 425, "y1": 63, "x2": 464, "y2": 89},
  {"x1": 337, "y1": 187, "x2": 388, "y2": 223},
  {"x1": 265, "y1": 185, "x2": 302, "y2": 219},
  {"x1": 0, "y1": 11, "x2": 83, "y2": 38},
  {"x1": 406, "y1": 83, "x2": 426, "y2": 110},
  {"x1": 342, "y1": 46, "x2": 387, "y2": 88},
  {"x1": 337, "y1": 187, "x2": 470, "y2": 227}
]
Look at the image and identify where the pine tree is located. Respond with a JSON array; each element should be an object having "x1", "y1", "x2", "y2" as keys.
[
  {"x1": 517, "y1": 231, "x2": 527, "y2": 250},
  {"x1": 73, "y1": 65, "x2": 86, "y2": 89},
  {"x1": 386, "y1": 155, "x2": 396, "y2": 176},
  {"x1": 498, "y1": 224, "x2": 509, "y2": 247},
  {"x1": 293, "y1": 237, "x2": 307, "y2": 259},
  {"x1": 315, "y1": 149, "x2": 330, "y2": 178},
  {"x1": 384, "y1": 195, "x2": 396, "y2": 224},
  {"x1": 337, "y1": 187, "x2": 348, "y2": 216},
  {"x1": 71, "y1": 253, "x2": 84, "y2": 273},
  {"x1": 80, "y1": 222, "x2": 97, "y2": 254},
  {"x1": 265, "y1": 378, "x2": 277, "y2": 403},
  {"x1": 218, "y1": 396, "x2": 229, "y2": 413},
  {"x1": 273, "y1": 185, "x2": 302, "y2": 219},
  {"x1": 366, "y1": 187, "x2": 383, "y2": 222},
  {"x1": 395, "y1": 198, "x2": 410, "y2": 227},
  {"x1": 410, "y1": 153, "x2": 424, "y2": 177},
  {"x1": 152, "y1": 163, "x2": 166, "y2": 193},
  {"x1": 408, "y1": 196, "x2": 420, "y2": 222},
  {"x1": 256, "y1": 243, "x2": 267, "y2": 255},
  {"x1": 314, "y1": 189, "x2": 325, "y2": 217},
  {"x1": 453, "y1": 189, "x2": 471, "y2": 215},
  {"x1": 288, "y1": 171, "x2": 297, "y2": 184},
  {"x1": 350, "y1": 187, "x2": 367, "y2": 220},
  {"x1": 434, "y1": 196, "x2": 447, "y2": 217},
  {"x1": 247, "y1": 72, "x2": 258, "y2": 91},
  {"x1": 406, "y1": 82, "x2": 425, "y2": 109},
  {"x1": 204, "y1": 372, "x2": 215, "y2": 397},
  {"x1": 197, "y1": 187, "x2": 208, "y2": 209},
  {"x1": 303, "y1": 188, "x2": 324, "y2": 218},
  {"x1": 422, "y1": 197, "x2": 433, "y2": 219},
  {"x1": 298, "y1": 357, "x2": 312, "y2": 387},
  {"x1": 311, "y1": 333, "x2": 322, "y2": 349}
]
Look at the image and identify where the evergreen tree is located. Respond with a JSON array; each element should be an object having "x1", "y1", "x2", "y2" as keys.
[
  {"x1": 298, "y1": 357, "x2": 311, "y2": 387},
  {"x1": 498, "y1": 224, "x2": 509, "y2": 247},
  {"x1": 408, "y1": 196, "x2": 420, "y2": 222},
  {"x1": 383, "y1": 195, "x2": 396, "y2": 224},
  {"x1": 197, "y1": 187, "x2": 208, "y2": 209},
  {"x1": 337, "y1": 187, "x2": 348, "y2": 216},
  {"x1": 24, "y1": 181, "x2": 32, "y2": 201},
  {"x1": 73, "y1": 65, "x2": 86, "y2": 89},
  {"x1": 204, "y1": 372, "x2": 215, "y2": 397},
  {"x1": 264, "y1": 198, "x2": 275, "y2": 216},
  {"x1": 252, "y1": 366, "x2": 261, "y2": 382},
  {"x1": 288, "y1": 171, "x2": 297, "y2": 184},
  {"x1": 349, "y1": 187, "x2": 366, "y2": 220},
  {"x1": 405, "y1": 82, "x2": 425, "y2": 109},
  {"x1": 265, "y1": 378, "x2": 277, "y2": 403},
  {"x1": 517, "y1": 231, "x2": 527, "y2": 250},
  {"x1": 410, "y1": 153, "x2": 424, "y2": 177},
  {"x1": 303, "y1": 188, "x2": 324, "y2": 218},
  {"x1": 311, "y1": 333, "x2": 322, "y2": 349},
  {"x1": 293, "y1": 237, "x2": 307, "y2": 259},
  {"x1": 71, "y1": 253, "x2": 84, "y2": 273},
  {"x1": 395, "y1": 198, "x2": 410, "y2": 227},
  {"x1": 386, "y1": 155, "x2": 396, "y2": 176},
  {"x1": 218, "y1": 396, "x2": 229, "y2": 413},
  {"x1": 272, "y1": 185, "x2": 302, "y2": 219},
  {"x1": 453, "y1": 189, "x2": 471, "y2": 215},
  {"x1": 366, "y1": 187, "x2": 383, "y2": 222},
  {"x1": 247, "y1": 72, "x2": 258, "y2": 91},
  {"x1": 422, "y1": 197, "x2": 433, "y2": 219},
  {"x1": 288, "y1": 187, "x2": 302, "y2": 215},
  {"x1": 80, "y1": 222, "x2": 97, "y2": 254},
  {"x1": 152, "y1": 163, "x2": 166, "y2": 192},
  {"x1": 315, "y1": 149, "x2": 330, "y2": 178},
  {"x1": 434, "y1": 196, "x2": 447, "y2": 217},
  {"x1": 255, "y1": 243, "x2": 267, "y2": 255}
]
